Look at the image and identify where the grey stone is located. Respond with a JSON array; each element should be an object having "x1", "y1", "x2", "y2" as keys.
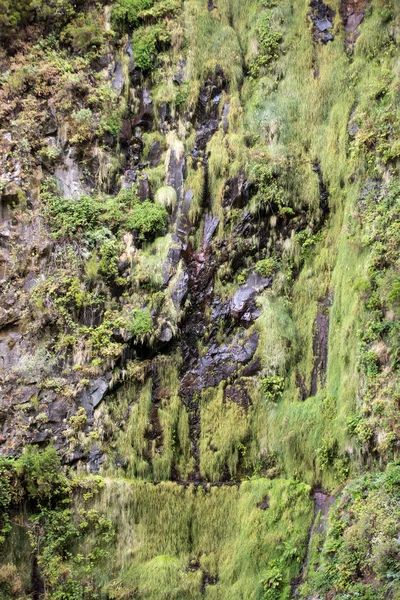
[
  {"x1": 89, "y1": 378, "x2": 109, "y2": 409},
  {"x1": 112, "y1": 62, "x2": 124, "y2": 96},
  {"x1": 171, "y1": 269, "x2": 189, "y2": 308},
  {"x1": 230, "y1": 273, "x2": 271, "y2": 318},
  {"x1": 314, "y1": 18, "x2": 332, "y2": 31}
]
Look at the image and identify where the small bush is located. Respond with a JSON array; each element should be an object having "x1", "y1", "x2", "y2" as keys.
[
  {"x1": 128, "y1": 309, "x2": 153, "y2": 338},
  {"x1": 248, "y1": 13, "x2": 282, "y2": 79},
  {"x1": 127, "y1": 200, "x2": 168, "y2": 240},
  {"x1": 256, "y1": 257, "x2": 278, "y2": 278},
  {"x1": 18, "y1": 445, "x2": 68, "y2": 502}
]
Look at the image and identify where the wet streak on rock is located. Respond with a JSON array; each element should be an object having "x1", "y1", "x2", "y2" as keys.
[
  {"x1": 313, "y1": 160, "x2": 330, "y2": 226},
  {"x1": 341, "y1": 0, "x2": 368, "y2": 51},
  {"x1": 176, "y1": 69, "x2": 229, "y2": 478},
  {"x1": 310, "y1": 292, "x2": 333, "y2": 397},
  {"x1": 292, "y1": 490, "x2": 335, "y2": 597},
  {"x1": 32, "y1": 555, "x2": 45, "y2": 600}
]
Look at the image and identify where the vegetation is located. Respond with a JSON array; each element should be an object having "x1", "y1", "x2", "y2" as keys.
[{"x1": 1, "y1": 0, "x2": 400, "y2": 598}]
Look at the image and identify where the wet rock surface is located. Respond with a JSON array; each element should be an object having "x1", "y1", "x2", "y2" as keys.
[
  {"x1": 310, "y1": 0, "x2": 335, "y2": 43},
  {"x1": 230, "y1": 273, "x2": 271, "y2": 321},
  {"x1": 341, "y1": 0, "x2": 367, "y2": 50},
  {"x1": 181, "y1": 331, "x2": 259, "y2": 394},
  {"x1": 310, "y1": 292, "x2": 333, "y2": 397}
]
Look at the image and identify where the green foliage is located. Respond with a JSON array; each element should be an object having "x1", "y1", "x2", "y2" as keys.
[
  {"x1": 112, "y1": 0, "x2": 153, "y2": 30},
  {"x1": 0, "y1": 0, "x2": 75, "y2": 38},
  {"x1": 17, "y1": 445, "x2": 68, "y2": 503},
  {"x1": 61, "y1": 10, "x2": 106, "y2": 55},
  {"x1": 111, "y1": 0, "x2": 181, "y2": 70},
  {"x1": 127, "y1": 200, "x2": 168, "y2": 240},
  {"x1": 248, "y1": 12, "x2": 282, "y2": 79},
  {"x1": 256, "y1": 257, "x2": 278, "y2": 278},
  {"x1": 251, "y1": 165, "x2": 285, "y2": 212},
  {"x1": 261, "y1": 376, "x2": 284, "y2": 402},
  {"x1": 261, "y1": 563, "x2": 284, "y2": 600},
  {"x1": 62, "y1": 476, "x2": 313, "y2": 599},
  {"x1": 128, "y1": 309, "x2": 153, "y2": 338},
  {"x1": 132, "y1": 23, "x2": 170, "y2": 71},
  {"x1": 42, "y1": 180, "x2": 166, "y2": 243},
  {"x1": 41, "y1": 180, "x2": 102, "y2": 239},
  {"x1": 302, "y1": 465, "x2": 400, "y2": 599}
]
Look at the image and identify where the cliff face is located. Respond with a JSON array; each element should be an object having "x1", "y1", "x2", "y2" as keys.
[{"x1": 1, "y1": 0, "x2": 400, "y2": 598}]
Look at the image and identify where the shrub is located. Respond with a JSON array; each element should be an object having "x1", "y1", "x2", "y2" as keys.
[
  {"x1": 128, "y1": 309, "x2": 153, "y2": 338},
  {"x1": 62, "y1": 11, "x2": 105, "y2": 55},
  {"x1": 261, "y1": 564, "x2": 284, "y2": 600},
  {"x1": 248, "y1": 13, "x2": 282, "y2": 79},
  {"x1": 132, "y1": 23, "x2": 170, "y2": 71},
  {"x1": 18, "y1": 445, "x2": 68, "y2": 503},
  {"x1": 127, "y1": 200, "x2": 168, "y2": 240},
  {"x1": 256, "y1": 257, "x2": 278, "y2": 278},
  {"x1": 0, "y1": 0, "x2": 75, "y2": 38},
  {"x1": 42, "y1": 181, "x2": 102, "y2": 239},
  {"x1": 111, "y1": 0, "x2": 153, "y2": 30},
  {"x1": 261, "y1": 376, "x2": 284, "y2": 402}
]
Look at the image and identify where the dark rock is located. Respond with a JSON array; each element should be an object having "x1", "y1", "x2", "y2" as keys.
[
  {"x1": 225, "y1": 381, "x2": 253, "y2": 409},
  {"x1": 159, "y1": 325, "x2": 173, "y2": 343},
  {"x1": 115, "y1": 455, "x2": 128, "y2": 470},
  {"x1": 126, "y1": 41, "x2": 135, "y2": 72},
  {"x1": 112, "y1": 62, "x2": 124, "y2": 96},
  {"x1": 242, "y1": 357, "x2": 261, "y2": 377},
  {"x1": 120, "y1": 118, "x2": 132, "y2": 143},
  {"x1": 62, "y1": 447, "x2": 84, "y2": 464},
  {"x1": 310, "y1": 0, "x2": 335, "y2": 43},
  {"x1": 94, "y1": 53, "x2": 113, "y2": 71},
  {"x1": 162, "y1": 245, "x2": 181, "y2": 285},
  {"x1": 172, "y1": 61, "x2": 185, "y2": 85},
  {"x1": 90, "y1": 378, "x2": 109, "y2": 409},
  {"x1": 310, "y1": 292, "x2": 334, "y2": 396},
  {"x1": 223, "y1": 173, "x2": 251, "y2": 209},
  {"x1": 230, "y1": 273, "x2": 271, "y2": 319},
  {"x1": 181, "y1": 331, "x2": 259, "y2": 393},
  {"x1": 32, "y1": 430, "x2": 50, "y2": 444},
  {"x1": 88, "y1": 444, "x2": 104, "y2": 473},
  {"x1": 48, "y1": 400, "x2": 68, "y2": 423},
  {"x1": 321, "y1": 32, "x2": 334, "y2": 43},
  {"x1": 176, "y1": 190, "x2": 193, "y2": 245},
  {"x1": 257, "y1": 495, "x2": 270, "y2": 510},
  {"x1": 222, "y1": 102, "x2": 230, "y2": 132},
  {"x1": 348, "y1": 119, "x2": 358, "y2": 137},
  {"x1": 167, "y1": 146, "x2": 185, "y2": 202},
  {"x1": 148, "y1": 141, "x2": 162, "y2": 166},
  {"x1": 158, "y1": 102, "x2": 172, "y2": 128},
  {"x1": 171, "y1": 269, "x2": 189, "y2": 308},
  {"x1": 80, "y1": 377, "x2": 109, "y2": 421},
  {"x1": 314, "y1": 17, "x2": 333, "y2": 31},
  {"x1": 203, "y1": 214, "x2": 219, "y2": 249},
  {"x1": 138, "y1": 174, "x2": 150, "y2": 202},
  {"x1": 341, "y1": 0, "x2": 367, "y2": 50},
  {"x1": 133, "y1": 89, "x2": 154, "y2": 130},
  {"x1": 194, "y1": 120, "x2": 219, "y2": 153}
]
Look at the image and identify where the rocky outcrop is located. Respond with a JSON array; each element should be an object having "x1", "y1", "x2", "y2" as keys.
[
  {"x1": 310, "y1": 0, "x2": 335, "y2": 44},
  {"x1": 341, "y1": 0, "x2": 368, "y2": 50}
]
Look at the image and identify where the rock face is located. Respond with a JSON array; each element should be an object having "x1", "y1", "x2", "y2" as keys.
[
  {"x1": 310, "y1": 292, "x2": 334, "y2": 397},
  {"x1": 310, "y1": 0, "x2": 335, "y2": 43},
  {"x1": 55, "y1": 148, "x2": 87, "y2": 198},
  {"x1": 341, "y1": 0, "x2": 367, "y2": 49}
]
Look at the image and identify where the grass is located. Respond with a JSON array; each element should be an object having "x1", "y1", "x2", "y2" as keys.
[{"x1": 81, "y1": 475, "x2": 314, "y2": 599}]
